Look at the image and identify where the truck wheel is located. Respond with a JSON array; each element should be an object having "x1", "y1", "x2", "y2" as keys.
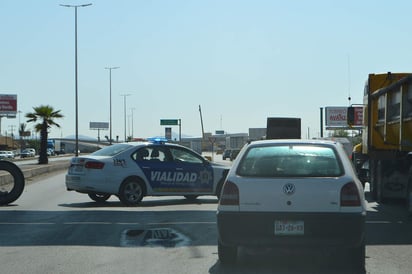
[
  {"x1": 370, "y1": 159, "x2": 378, "y2": 201},
  {"x1": 118, "y1": 178, "x2": 145, "y2": 206},
  {"x1": 88, "y1": 193, "x2": 111, "y2": 203},
  {"x1": 407, "y1": 171, "x2": 412, "y2": 214},
  {"x1": 376, "y1": 160, "x2": 384, "y2": 203},
  {"x1": 0, "y1": 161, "x2": 25, "y2": 205}
]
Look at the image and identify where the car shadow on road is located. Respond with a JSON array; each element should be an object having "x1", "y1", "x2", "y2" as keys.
[
  {"x1": 59, "y1": 197, "x2": 218, "y2": 208},
  {"x1": 208, "y1": 247, "x2": 366, "y2": 274}
]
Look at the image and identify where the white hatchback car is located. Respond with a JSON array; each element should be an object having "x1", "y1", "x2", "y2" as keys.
[
  {"x1": 66, "y1": 140, "x2": 230, "y2": 206},
  {"x1": 217, "y1": 139, "x2": 366, "y2": 269}
]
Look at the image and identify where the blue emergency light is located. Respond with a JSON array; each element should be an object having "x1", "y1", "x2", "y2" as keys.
[{"x1": 147, "y1": 137, "x2": 169, "y2": 144}]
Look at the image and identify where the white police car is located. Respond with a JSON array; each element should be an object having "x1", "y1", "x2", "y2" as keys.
[
  {"x1": 217, "y1": 139, "x2": 366, "y2": 270},
  {"x1": 65, "y1": 140, "x2": 230, "y2": 206}
]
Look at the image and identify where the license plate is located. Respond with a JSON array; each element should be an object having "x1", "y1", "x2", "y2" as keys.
[{"x1": 274, "y1": 220, "x2": 304, "y2": 236}]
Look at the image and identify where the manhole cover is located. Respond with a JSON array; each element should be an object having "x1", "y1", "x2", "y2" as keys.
[{"x1": 121, "y1": 228, "x2": 191, "y2": 247}]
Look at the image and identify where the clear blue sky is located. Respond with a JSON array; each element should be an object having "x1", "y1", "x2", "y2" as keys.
[{"x1": 2, "y1": 0, "x2": 412, "y2": 140}]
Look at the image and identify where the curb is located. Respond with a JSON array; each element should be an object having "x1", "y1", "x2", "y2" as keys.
[{"x1": 20, "y1": 160, "x2": 71, "y2": 179}]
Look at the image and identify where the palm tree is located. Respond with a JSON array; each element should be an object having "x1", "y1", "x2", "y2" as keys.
[
  {"x1": 25, "y1": 105, "x2": 64, "y2": 164},
  {"x1": 18, "y1": 123, "x2": 27, "y2": 151}
]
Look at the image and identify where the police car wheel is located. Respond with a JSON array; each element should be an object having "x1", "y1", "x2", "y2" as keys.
[
  {"x1": 88, "y1": 193, "x2": 111, "y2": 203},
  {"x1": 119, "y1": 178, "x2": 145, "y2": 206}
]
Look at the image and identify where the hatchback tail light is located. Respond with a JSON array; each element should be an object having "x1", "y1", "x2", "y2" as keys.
[
  {"x1": 219, "y1": 181, "x2": 239, "y2": 206},
  {"x1": 340, "y1": 182, "x2": 361, "y2": 206},
  {"x1": 85, "y1": 161, "x2": 105, "y2": 169}
]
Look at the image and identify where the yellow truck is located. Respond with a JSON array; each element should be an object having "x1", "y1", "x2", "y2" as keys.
[{"x1": 352, "y1": 72, "x2": 412, "y2": 212}]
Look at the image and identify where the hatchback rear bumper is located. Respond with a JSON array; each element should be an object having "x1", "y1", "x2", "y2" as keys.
[{"x1": 217, "y1": 211, "x2": 365, "y2": 248}]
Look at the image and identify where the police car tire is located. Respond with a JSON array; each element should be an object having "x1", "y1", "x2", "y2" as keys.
[
  {"x1": 88, "y1": 193, "x2": 111, "y2": 203},
  {"x1": 118, "y1": 178, "x2": 145, "y2": 206},
  {"x1": 0, "y1": 161, "x2": 25, "y2": 206}
]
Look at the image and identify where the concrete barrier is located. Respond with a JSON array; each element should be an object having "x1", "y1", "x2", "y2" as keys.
[{"x1": 0, "y1": 160, "x2": 70, "y2": 185}]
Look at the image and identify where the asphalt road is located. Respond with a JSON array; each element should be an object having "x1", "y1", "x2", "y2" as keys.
[{"x1": 0, "y1": 161, "x2": 412, "y2": 273}]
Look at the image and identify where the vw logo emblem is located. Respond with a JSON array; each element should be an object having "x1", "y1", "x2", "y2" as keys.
[{"x1": 283, "y1": 183, "x2": 295, "y2": 195}]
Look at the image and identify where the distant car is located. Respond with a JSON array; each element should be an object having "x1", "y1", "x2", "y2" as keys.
[
  {"x1": 20, "y1": 149, "x2": 34, "y2": 158},
  {"x1": 5, "y1": 151, "x2": 15, "y2": 159},
  {"x1": 26, "y1": 148, "x2": 35, "y2": 157},
  {"x1": 65, "y1": 140, "x2": 230, "y2": 206},
  {"x1": 217, "y1": 139, "x2": 366, "y2": 270},
  {"x1": 0, "y1": 151, "x2": 10, "y2": 159},
  {"x1": 229, "y1": 149, "x2": 240, "y2": 161},
  {"x1": 222, "y1": 150, "x2": 231, "y2": 160}
]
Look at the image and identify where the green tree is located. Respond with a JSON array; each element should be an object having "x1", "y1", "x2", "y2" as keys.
[
  {"x1": 25, "y1": 105, "x2": 64, "y2": 164},
  {"x1": 332, "y1": 129, "x2": 349, "y2": 137}
]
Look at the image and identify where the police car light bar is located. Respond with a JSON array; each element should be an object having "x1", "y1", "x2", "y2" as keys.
[{"x1": 147, "y1": 137, "x2": 169, "y2": 144}]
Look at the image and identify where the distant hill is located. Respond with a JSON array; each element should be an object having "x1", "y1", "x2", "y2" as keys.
[{"x1": 64, "y1": 135, "x2": 98, "y2": 141}]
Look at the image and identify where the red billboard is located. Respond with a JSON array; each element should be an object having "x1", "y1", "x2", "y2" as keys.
[{"x1": 0, "y1": 94, "x2": 17, "y2": 115}]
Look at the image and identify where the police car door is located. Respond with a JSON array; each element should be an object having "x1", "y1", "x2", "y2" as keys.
[
  {"x1": 165, "y1": 146, "x2": 214, "y2": 194},
  {"x1": 134, "y1": 146, "x2": 176, "y2": 193}
]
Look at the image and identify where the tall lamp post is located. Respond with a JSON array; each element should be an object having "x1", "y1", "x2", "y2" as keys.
[
  {"x1": 60, "y1": 3, "x2": 92, "y2": 156},
  {"x1": 120, "y1": 94, "x2": 131, "y2": 142},
  {"x1": 105, "y1": 66, "x2": 119, "y2": 144},
  {"x1": 130, "y1": 107, "x2": 135, "y2": 139}
]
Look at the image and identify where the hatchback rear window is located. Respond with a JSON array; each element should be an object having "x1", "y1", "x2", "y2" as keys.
[{"x1": 237, "y1": 144, "x2": 343, "y2": 177}]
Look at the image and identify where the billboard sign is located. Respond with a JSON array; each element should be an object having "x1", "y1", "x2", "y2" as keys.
[
  {"x1": 325, "y1": 107, "x2": 348, "y2": 127},
  {"x1": 325, "y1": 106, "x2": 363, "y2": 129},
  {"x1": 351, "y1": 107, "x2": 364, "y2": 126},
  {"x1": 0, "y1": 94, "x2": 17, "y2": 115},
  {"x1": 89, "y1": 122, "x2": 109, "y2": 129}
]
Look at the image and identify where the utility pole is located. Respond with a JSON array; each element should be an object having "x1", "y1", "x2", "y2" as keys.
[
  {"x1": 120, "y1": 94, "x2": 131, "y2": 142},
  {"x1": 199, "y1": 105, "x2": 205, "y2": 139}
]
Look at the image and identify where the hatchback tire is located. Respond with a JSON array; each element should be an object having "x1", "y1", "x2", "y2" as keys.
[
  {"x1": 348, "y1": 241, "x2": 365, "y2": 271},
  {"x1": 218, "y1": 240, "x2": 237, "y2": 264},
  {"x1": 118, "y1": 178, "x2": 145, "y2": 206}
]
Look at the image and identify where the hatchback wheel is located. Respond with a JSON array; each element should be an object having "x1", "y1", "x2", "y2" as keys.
[
  {"x1": 119, "y1": 178, "x2": 145, "y2": 206},
  {"x1": 88, "y1": 193, "x2": 111, "y2": 203},
  {"x1": 218, "y1": 240, "x2": 237, "y2": 264}
]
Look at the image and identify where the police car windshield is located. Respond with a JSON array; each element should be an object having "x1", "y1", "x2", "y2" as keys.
[{"x1": 91, "y1": 144, "x2": 134, "y2": 157}]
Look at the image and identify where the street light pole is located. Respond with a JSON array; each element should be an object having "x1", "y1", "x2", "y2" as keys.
[
  {"x1": 131, "y1": 107, "x2": 135, "y2": 139},
  {"x1": 60, "y1": 3, "x2": 92, "y2": 156},
  {"x1": 105, "y1": 67, "x2": 120, "y2": 145},
  {"x1": 120, "y1": 94, "x2": 131, "y2": 142}
]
